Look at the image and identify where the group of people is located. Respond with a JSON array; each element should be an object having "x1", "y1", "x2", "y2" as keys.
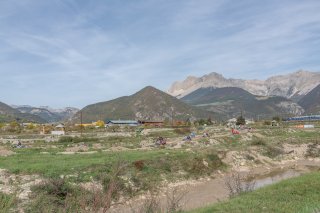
[{"x1": 155, "y1": 131, "x2": 211, "y2": 145}]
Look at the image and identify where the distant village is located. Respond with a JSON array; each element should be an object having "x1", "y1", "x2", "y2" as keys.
[{"x1": 0, "y1": 115, "x2": 319, "y2": 136}]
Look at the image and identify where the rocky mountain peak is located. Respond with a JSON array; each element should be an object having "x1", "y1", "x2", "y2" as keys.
[
  {"x1": 168, "y1": 70, "x2": 320, "y2": 100},
  {"x1": 205, "y1": 72, "x2": 224, "y2": 79}
]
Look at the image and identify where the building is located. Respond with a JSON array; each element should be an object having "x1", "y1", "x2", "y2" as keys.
[
  {"x1": 284, "y1": 115, "x2": 320, "y2": 122},
  {"x1": 138, "y1": 120, "x2": 164, "y2": 127},
  {"x1": 51, "y1": 124, "x2": 65, "y2": 135},
  {"x1": 106, "y1": 120, "x2": 139, "y2": 126}
]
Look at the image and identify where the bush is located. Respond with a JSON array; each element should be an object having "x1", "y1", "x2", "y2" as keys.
[
  {"x1": 58, "y1": 136, "x2": 74, "y2": 143},
  {"x1": 27, "y1": 177, "x2": 82, "y2": 212},
  {"x1": 174, "y1": 128, "x2": 191, "y2": 135},
  {"x1": 264, "y1": 146, "x2": 284, "y2": 158},
  {"x1": 133, "y1": 160, "x2": 145, "y2": 171},
  {"x1": 224, "y1": 171, "x2": 255, "y2": 198},
  {"x1": 28, "y1": 162, "x2": 129, "y2": 213},
  {"x1": 58, "y1": 136, "x2": 99, "y2": 143},
  {"x1": 236, "y1": 116, "x2": 245, "y2": 125},
  {"x1": 264, "y1": 120, "x2": 271, "y2": 126},
  {"x1": 305, "y1": 143, "x2": 320, "y2": 158},
  {"x1": 30, "y1": 177, "x2": 75, "y2": 201},
  {"x1": 251, "y1": 138, "x2": 267, "y2": 146},
  {"x1": 272, "y1": 116, "x2": 281, "y2": 122}
]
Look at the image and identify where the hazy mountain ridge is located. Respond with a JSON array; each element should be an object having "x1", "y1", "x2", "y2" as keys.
[
  {"x1": 12, "y1": 105, "x2": 79, "y2": 123},
  {"x1": 168, "y1": 70, "x2": 320, "y2": 100},
  {"x1": 0, "y1": 102, "x2": 45, "y2": 123},
  {"x1": 72, "y1": 86, "x2": 217, "y2": 123}
]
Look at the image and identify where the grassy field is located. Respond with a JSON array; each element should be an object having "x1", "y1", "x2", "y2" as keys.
[
  {"x1": 0, "y1": 145, "x2": 226, "y2": 212},
  {"x1": 188, "y1": 172, "x2": 320, "y2": 213},
  {"x1": 0, "y1": 147, "x2": 224, "y2": 182}
]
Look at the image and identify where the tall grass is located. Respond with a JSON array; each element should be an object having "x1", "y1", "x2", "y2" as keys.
[{"x1": 0, "y1": 192, "x2": 16, "y2": 212}]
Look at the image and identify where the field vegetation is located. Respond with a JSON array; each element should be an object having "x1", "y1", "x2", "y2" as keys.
[{"x1": 0, "y1": 121, "x2": 319, "y2": 212}]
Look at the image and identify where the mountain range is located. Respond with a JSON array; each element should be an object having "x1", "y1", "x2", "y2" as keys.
[
  {"x1": 168, "y1": 70, "x2": 320, "y2": 101},
  {"x1": 167, "y1": 70, "x2": 320, "y2": 119},
  {"x1": 11, "y1": 105, "x2": 79, "y2": 123},
  {"x1": 181, "y1": 87, "x2": 304, "y2": 119},
  {"x1": 1, "y1": 70, "x2": 319, "y2": 123},
  {"x1": 0, "y1": 102, "x2": 45, "y2": 123}
]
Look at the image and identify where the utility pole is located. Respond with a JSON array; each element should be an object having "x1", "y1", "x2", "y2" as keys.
[
  {"x1": 171, "y1": 107, "x2": 174, "y2": 127},
  {"x1": 80, "y1": 111, "x2": 83, "y2": 137}
]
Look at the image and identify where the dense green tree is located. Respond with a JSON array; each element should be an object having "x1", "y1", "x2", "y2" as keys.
[
  {"x1": 236, "y1": 116, "x2": 246, "y2": 125},
  {"x1": 272, "y1": 116, "x2": 281, "y2": 122}
]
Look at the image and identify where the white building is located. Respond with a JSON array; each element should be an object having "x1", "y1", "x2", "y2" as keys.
[{"x1": 51, "y1": 124, "x2": 65, "y2": 135}]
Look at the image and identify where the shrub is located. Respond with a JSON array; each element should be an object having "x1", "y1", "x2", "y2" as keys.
[
  {"x1": 28, "y1": 161, "x2": 129, "y2": 213},
  {"x1": 264, "y1": 145, "x2": 284, "y2": 158},
  {"x1": 133, "y1": 192, "x2": 162, "y2": 213},
  {"x1": 132, "y1": 188, "x2": 186, "y2": 213},
  {"x1": 133, "y1": 160, "x2": 145, "y2": 171},
  {"x1": 27, "y1": 177, "x2": 80, "y2": 212},
  {"x1": 224, "y1": 171, "x2": 255, "y2": 198},
  {"x1": 58, "y1": 136, "x2": 74, "y2": 143},
  {"x1": 264, "y1": 120, "x2": 271, "y2": 126},
  {"x1": 251, "y1": 138, "x2": 267, "y2": 146},
  {"x1": 174, "y1": 127, "x2": 191, "y2": 135},
  {"x1": 236, "y1": 116, "x2": 246, "y2": 125},
  {"x1": 58, "y1": 136, "x2": 99, "y2": 143},
  {"x1": 305, "y1": 143, "x2": 320, "y2": 158},
  {"x1": 30, "y1": 177, "x2": 74, "y2": 201}
]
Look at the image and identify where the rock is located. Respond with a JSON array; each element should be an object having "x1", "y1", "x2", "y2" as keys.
[{"x1": 203, "y1": 160, "x2": 209, "y2": 167}]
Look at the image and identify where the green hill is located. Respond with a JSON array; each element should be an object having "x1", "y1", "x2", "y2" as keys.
[{"x1": 73, "y1": 86, "x2": 217, "y2": 123}]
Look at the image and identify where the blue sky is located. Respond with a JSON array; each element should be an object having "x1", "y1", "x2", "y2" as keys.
[{"x1": 1, "y1": 0, "x2": 320, "y2": 108}]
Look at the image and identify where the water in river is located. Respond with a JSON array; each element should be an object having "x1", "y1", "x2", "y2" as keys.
[{"x1": 110, "y1": 160, "x2": 320, "y2": 213}]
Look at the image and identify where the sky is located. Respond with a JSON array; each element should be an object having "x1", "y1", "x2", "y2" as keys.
[{"x1": 1, "y1": 0, "x2": 320, "y2": 108}]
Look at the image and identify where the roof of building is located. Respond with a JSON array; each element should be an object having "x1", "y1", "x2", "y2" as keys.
[
  {"x1": 107, "y1": 120, "x2": 139, "y2": 124},
  {"x1": 284, "y1": 115, "x2": 320, "y2": 121},
  {"x1": 139, "y1": 120, "x2": 164, "y2": 123}
]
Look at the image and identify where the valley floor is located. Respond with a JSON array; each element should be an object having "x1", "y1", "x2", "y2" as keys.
[{"x1": 0, "y1": 124, "x2": 319, "y2": 212}]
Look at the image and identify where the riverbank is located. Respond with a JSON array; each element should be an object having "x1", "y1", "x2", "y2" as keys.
[
  {"x1": 188, "y1": 171, "x2": 320, "y2": 213},
  {"x1": 110, "y1": 158, "x2": 320, "y2": 212}
]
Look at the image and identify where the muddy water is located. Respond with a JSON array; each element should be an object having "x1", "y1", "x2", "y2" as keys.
[
  {"x1": 110, "y1": 160, "x2": 320, "y2": 213},
  {"x1": 253, "y1": 170, "x2": 301, "y2": 189}
]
